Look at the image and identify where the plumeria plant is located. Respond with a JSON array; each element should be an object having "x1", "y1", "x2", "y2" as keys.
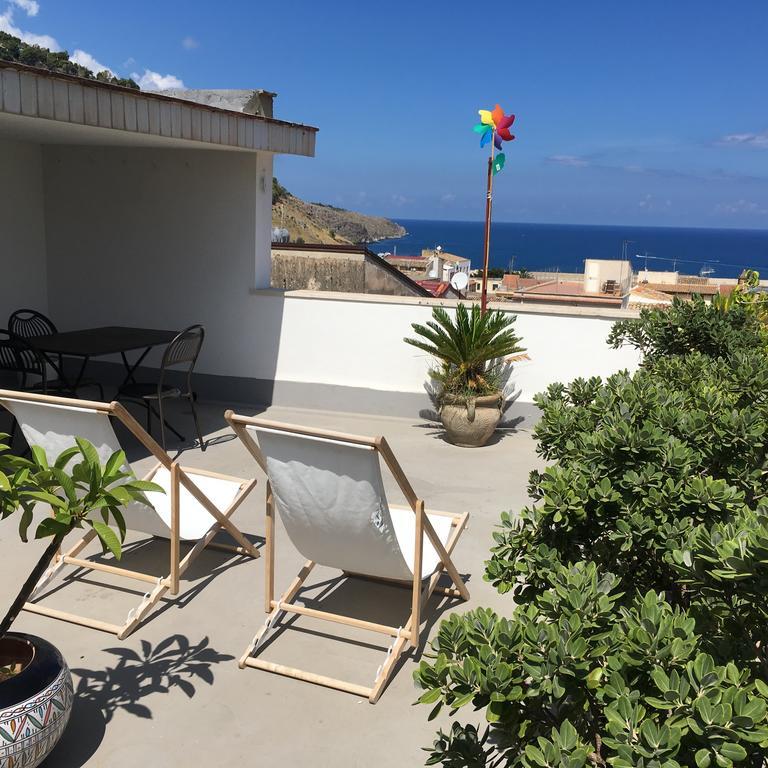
[{"x1": 0, "y1": 434, "x2": 162, "y2": 653}]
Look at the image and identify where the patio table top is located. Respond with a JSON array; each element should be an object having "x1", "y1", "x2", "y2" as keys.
[{"x1": 29, "y1": 326, "x2": 177, "y2": 358}]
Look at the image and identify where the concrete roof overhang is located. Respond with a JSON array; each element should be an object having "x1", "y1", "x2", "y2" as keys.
[{"x1": 0, "y1": 61, "x2": 317, "y2": 156}]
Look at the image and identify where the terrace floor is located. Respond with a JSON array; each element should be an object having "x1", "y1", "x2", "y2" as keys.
[{"x1": 1, "y1": 400, "x2": 544, "y2": 767}]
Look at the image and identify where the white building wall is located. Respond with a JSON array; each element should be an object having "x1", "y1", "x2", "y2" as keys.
[
  {"x1": 0, "y1": 138, "x2": 48, "y2": 321},
  {"x1": 584, "y1": 259, "x2": 632, "y2": 294},
  {"x1": 42, "y1": 145, "x2": 274, "y2": 373}
]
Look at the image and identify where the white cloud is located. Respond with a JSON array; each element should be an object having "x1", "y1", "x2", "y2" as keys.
[
  {"x1": 71, "y1": 49, "x2": 112, "y2": 75},
  {"x1": 0, "y1": 3, "x2": 188, "y2": 91},
  {"x1": 0, "y1": 6, "x2": 59, "y2": 48},
  {"x1": 181, "y1": 36, "x2": 199, "y2": 50},
  {"x1": 131, "y1": 69, "x2": 185, "y2": 90},
  {"x1": 440, "y1": 193, "x2": 456, "y2": 204},
  {"x1": 547, "y1": 154, "x2": 590, "y2": 168},
  {"x1": 10, "y1": 0, "x2": 38, "y2": 16},
  {"x1": 715, "y1": 199, "x2": 768, "y2": 216},
  {"x1": 720, "y1": 131, "x2": 768, "y2": 148}
]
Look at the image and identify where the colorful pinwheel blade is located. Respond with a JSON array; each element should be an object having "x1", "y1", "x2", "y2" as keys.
[
  {"x1": 478, "y1": 109, "x2": 494, "y2": 127},
  {"x1": 492, "y1": 152, "x2": 506, "y2": 175},
  {"x1": 491, "y1": 104, "x2": 504, "y2": 127},
  {"x1": 494, "y1": 133, "x2": 503, "y2": 151},
  {"x1": 497, "y1": 114, "x2": 515, "y2": 131},
  {"x1": 480, "y1": 130, "x2": 493, "y2": 148},
  {"x1": 498, "y1": 127, "x2": 515, "y2": 142},
  {"x1": 473, "y1": 123, "x2": 491, "y2": 135}
]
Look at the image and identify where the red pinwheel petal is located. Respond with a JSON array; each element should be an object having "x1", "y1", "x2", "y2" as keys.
[
  {"x1": 498, "y1": 127, "x2": 514, "y2": 141},
  {"x1": 497, "y1": 113, "x2": 515, "y2": 130},
  {"x1": 491, "y1": 104, "x2": 504, "y2": 127},
  {"x1": 494, "y1": 133, "x2": 503, "y2": 151}
]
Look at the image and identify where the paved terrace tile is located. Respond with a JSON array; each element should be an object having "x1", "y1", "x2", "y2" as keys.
[{"x1": 1, "y1": 401, "x2": 544, "y2": 768}]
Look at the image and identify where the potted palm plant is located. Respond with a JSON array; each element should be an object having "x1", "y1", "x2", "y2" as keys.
[
  {"x1": 0, "y1": 433, "x2": 161, "y2": 767},
  {"x1": 405, "y1": 304, "x2": 526, "y2": 447}
]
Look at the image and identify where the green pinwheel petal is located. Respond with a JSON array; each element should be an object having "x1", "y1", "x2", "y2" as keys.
[
  {"x1": 473, "y1": 123, "x2": 491, "y2": 135},
  {"x1": 492, "y1": 152, "x2": 506, "y2": 175}
]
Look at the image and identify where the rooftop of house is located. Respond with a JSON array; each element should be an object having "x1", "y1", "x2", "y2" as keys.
[
  {"x1": 629, "y1": 284, "x2": 675, "y2": 302},
  {"x1": 0, "y1": 60, "x2": 317, "y2": 156},
  {"x1": 415, "y1": 279, "x2": 459, "y2": 298},
  {"x1": 496, "y1": 278, "x2": 624, "y2": 306},
  {"x1": 643, "y1": 282, "x2": 720, "y2": 295},
  {"x1": 419, "y1": 250, "x2": 470, "y2": 263},
  {"x1": 1, "y1": 400, "x2": 542, "y2": 767}
]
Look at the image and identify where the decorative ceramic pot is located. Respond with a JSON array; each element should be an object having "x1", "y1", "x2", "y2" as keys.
[
  {"x1": 440, "y1": 393, "x2": 503, "y2": 447},
  {"x1": 0, "y1": 633, "x2": 73, "y2": 768}
]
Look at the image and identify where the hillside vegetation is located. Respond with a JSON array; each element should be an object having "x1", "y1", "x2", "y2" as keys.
[
  {"x1": 0, "y1": 31, "x2": 138, "y2": 89},
  {"x1": 272, "y1": 178, "x2": 405, "y2": 245}
]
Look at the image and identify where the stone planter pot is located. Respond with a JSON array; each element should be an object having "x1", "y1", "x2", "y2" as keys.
[
  {"x1": 440, "y1": 393, "x2": 503, "y2": 447},
  {"x1": 0, "y1": 633, "x2": 73, "y2": 768}
]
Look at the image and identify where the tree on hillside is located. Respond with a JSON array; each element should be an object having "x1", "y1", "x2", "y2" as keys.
[{"x1": 0, "y1": 31, "x2": 138, "y2": 90}]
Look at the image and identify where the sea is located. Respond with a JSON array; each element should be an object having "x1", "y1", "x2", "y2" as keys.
[{"x1": 370, "y1": 220, "x2": 768, "y2": 280}]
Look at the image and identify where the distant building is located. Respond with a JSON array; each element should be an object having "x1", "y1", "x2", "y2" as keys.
[
  {"x1": 271, "y1": 227, "x2": 290, "y2": 243},
  {"x1": 584, "y1": 259, "x2": 633, "y2": 295},
  {"x1": 272, "y1": 243, "x2": 432, "y2": 297},
  {"x1": 490, "y1": 260, "x2": 632, "y2": 308},
  {"x1": 383, "y1": 248, "x2": 471, "y2": 284}
]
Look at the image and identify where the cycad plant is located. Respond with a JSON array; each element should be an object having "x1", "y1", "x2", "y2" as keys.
[{"x1": 404, "y1": 304, "x2": 525, "y2": 403}]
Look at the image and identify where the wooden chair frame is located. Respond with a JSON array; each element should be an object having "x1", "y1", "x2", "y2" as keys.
[
  {"x1": 225, "y1": 411, "x2": 470, "y2": 704},
  {"x1": 0, "y1": 389, "x2": 259, "y2": 639}
]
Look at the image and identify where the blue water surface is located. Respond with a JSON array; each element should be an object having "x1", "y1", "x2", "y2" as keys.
[{"x1": 371, "y1": 220, "x2": 768, "y2": 279}]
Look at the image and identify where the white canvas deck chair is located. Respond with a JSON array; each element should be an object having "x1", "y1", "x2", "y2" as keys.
[
  {"x1": 225, "y1": 412, "x2": 470, "y2": 703},
  {"x1": 0, "y1": 390, "x2": 259, "y2": 639}
]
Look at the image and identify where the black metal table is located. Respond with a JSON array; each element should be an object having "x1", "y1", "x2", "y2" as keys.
[{"x1": 30, "y1": 326, "x2": 177, "y2": 392}]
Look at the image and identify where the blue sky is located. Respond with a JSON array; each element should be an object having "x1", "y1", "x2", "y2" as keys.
[{"x1": 3, "y1": 0, "x2": 766, "y2": 228}]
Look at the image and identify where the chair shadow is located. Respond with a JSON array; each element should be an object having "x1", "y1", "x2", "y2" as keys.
[
  {"x1": 32, "y1": 533, "x2": 265, "y2": 631},
  {"x1": 254, "y1": 570, "x2": 471, "y2": 679},
  {"x1": 42, "y1": 634, "x2": 234, "y2": 768}
]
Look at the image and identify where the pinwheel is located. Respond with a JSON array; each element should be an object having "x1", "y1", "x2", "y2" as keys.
[
  {"x1": 473, "y1": 103, "x2": 517, "y2": 312},
  {"x1": 473, "y1": 104, "x2": 515, "y2": 153}
]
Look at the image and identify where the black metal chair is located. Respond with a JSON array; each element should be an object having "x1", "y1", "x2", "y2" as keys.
[
  {"x1": 0, "y1": 329, "x2": 54, "y2": 393},
  {"x1": 0, "y1": 330, "x2": 62, "y2": 444},
  {"x1": 8, "y1": 308, "x2": 57, "y2": 339},
  {"x1": 8, "y1": 309, "x2": 104, "y2": 399},
  {"x1": 118, "y1": 325, "x2": 206, "y2": 451}
]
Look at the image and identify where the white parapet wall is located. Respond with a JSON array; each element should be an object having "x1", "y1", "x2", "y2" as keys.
[{"x1": 242, "y1": 291, "x2": 643, "y2": 419}]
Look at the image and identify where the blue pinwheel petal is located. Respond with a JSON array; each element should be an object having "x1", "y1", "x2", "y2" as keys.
[
  {"x1": 480, "y1": 130, "x2": 492, "y2": 148},
  {"x1": 494, "y1": 133, "x2": 503, "y2": 151}
]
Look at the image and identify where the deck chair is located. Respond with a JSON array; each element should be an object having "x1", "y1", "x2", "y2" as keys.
[
  {"x1": 0, "y1": 390, "x2": 259, "y2": 639},
  {"x1": 225, "y1": 411, "x2": 470, "y2": 703}
]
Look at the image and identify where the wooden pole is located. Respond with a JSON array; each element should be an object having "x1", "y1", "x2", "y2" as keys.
[{"x1": 481, "y1": 132, "x2": 495, "y2": 313}]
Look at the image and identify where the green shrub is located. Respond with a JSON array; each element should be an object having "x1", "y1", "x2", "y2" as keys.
[
  {"x1": 417, "y1": 562, "x2": 768, "y2": 767},
  {"x1": 486, "y1": 351, "x2": 768, "y2": 606},
  {"x1": 608, "y1": 297, "x2": 767, "y2": 365},
  {"x1": 417, "y1": 298, "x2": 768, "y2": 767}
]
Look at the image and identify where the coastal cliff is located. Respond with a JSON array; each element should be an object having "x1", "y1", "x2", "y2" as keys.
[{"x1": 272, "y1": 179, "x2": 405, "y2": 245}]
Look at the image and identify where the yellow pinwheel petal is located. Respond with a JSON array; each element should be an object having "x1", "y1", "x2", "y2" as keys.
[{"x1": 478, "y1": 109, "x2": 495, "y2": 127}]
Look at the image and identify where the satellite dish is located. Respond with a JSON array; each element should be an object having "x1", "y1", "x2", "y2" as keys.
[{"x1": 450, "y1": 272, "x2": 469, "y2": 291}]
